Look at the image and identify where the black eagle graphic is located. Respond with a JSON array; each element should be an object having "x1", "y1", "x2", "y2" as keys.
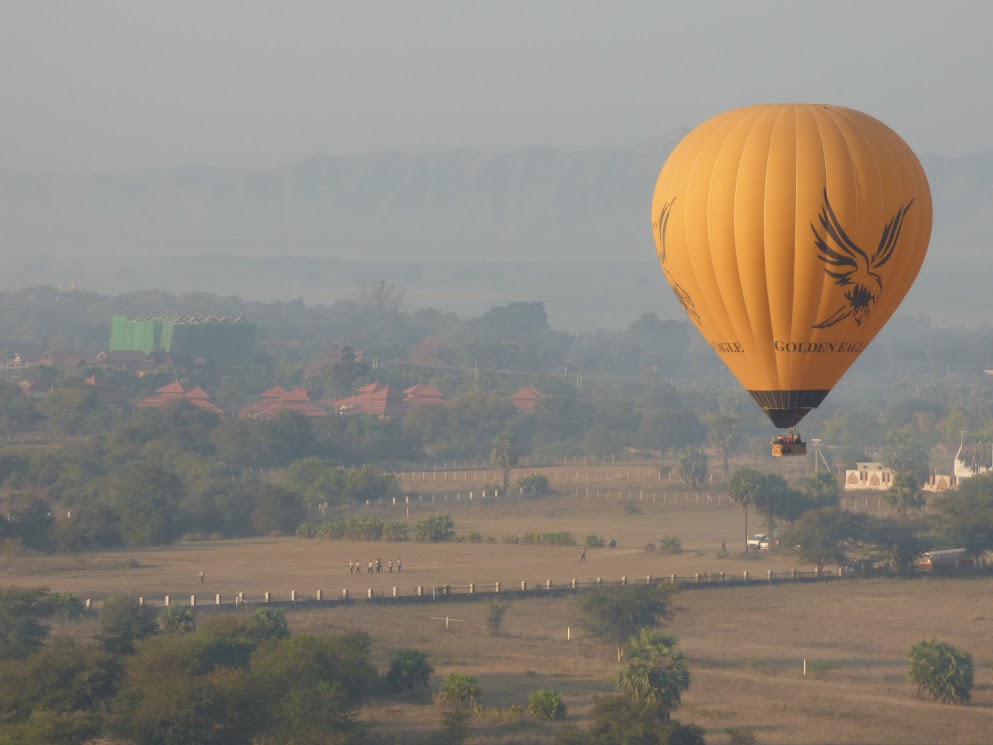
[
  {"x1": 656, "y1": 198, "x2": 700, "y2": 323},
  {"x1": 812, "y1": 188, "x2": 915, "y2": 329}
]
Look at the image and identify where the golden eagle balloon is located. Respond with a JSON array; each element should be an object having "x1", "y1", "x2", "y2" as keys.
[{"x1": 651, "y1": 104, "x2": 932, "y2": 427}]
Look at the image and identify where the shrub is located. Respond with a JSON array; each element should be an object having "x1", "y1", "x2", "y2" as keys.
[
  {"x1": 487, "y1": 601, "x2": 508, "y2": 636},
  {"x1": 726, "y1": 727, "x2": 759, "y2": 745},
  {"x1": 386, "y1": 648, "x2": 434, "y2": 691},
  {"x1": 295, "y1": 522, "x2": 315, "y2": 538},
  {"x1": 416, "y1": 515, "x2": 456, "y2": 543},
  {"x1": 908, "y1": 638, "x2": 973, "y2": 703},
  {"x1": 585, "y1": 534, "x2": 606, "y2": 548},
  {"x1": 383, "y1": 521, "x2": 409, "y2": 542},
  {"x1": 658, "y1": 536, "x2": 683, "y2": 554},
  {"x1": 528, "y1": 689, "x2": 566, "y2": 720},
  {"x1": 464, "y1": 531, "x2": 483, "y2": 544},
  {"x1": 515, "y1": 474, "x2": 551, "y2": 496},
  {"x1": 438, "y1": 673, "x2": 481, "y2": 709},
  {"x1": 158, "y1": 605, "x2": 196, "y2": 634}
]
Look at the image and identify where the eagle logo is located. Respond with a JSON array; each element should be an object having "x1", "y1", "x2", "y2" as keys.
[
  {"x1": 656, "y1": 198, "x2": 699, "y2": 323},
  {"x1": 812, "y1": 188, "x2": 915, "y2": 329}
]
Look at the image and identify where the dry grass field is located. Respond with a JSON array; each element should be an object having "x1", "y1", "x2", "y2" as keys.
[{"x1": 3, "y1": 464, "x2": 989, "y2": 744}]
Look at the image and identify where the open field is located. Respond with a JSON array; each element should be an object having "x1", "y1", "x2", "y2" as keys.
[{"x1": 4, "y1": 478, "x2": 989, "y2": 744}]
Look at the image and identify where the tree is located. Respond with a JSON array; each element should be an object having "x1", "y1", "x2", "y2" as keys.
[
  {"x1": 781, "y1": 508, "x2": 868, "y2": 572},
  {"x1": 708, "y1": 409, "x2": 737, "y2": 473},
  {"x1": 386, "y1": 649, "x2": 434, "y2": 692},
  {"x1": 415, "y1": 514, "x2": 456, "y2": 543},
  {"x1": 799, "y1": 470, "x2": 841, "y2": 511},
  {"x1": 617, "y1": 629, "x2": 689, "y2": 722},
  {"x1": 528, "y1": 689, "x2": 566, "y2": 720},
  {"x1": 879, "y1": 431, "x2": 930, "y2": 487},
  {"x1": 109, "y1": 464, "x2": 187, "y2": 547},
  {"x1": 587, "y1": 695, "x2": 705, "y2": 745},
  {"x1": 0, "y1": 587, "x2": 58, "y2": 660},
  {"x1": 885, "y1": 471, "x2": 926, "y2": 515},
  {"x1": 908, "y1": 639, "x2": 973, "y2": 704},
  {"x1": 97, "y1": 594, "x2": 159, "y2": 655},
  {"x1": 727, "y1": 468, "x2": 798, "y2": 539},
  {"x1": 578, "y1": 585, "x2": 677, "y2": 662},
  {"x1": 437, "y1": 673, "x2": 481, "y2": 710},
  {"x1": 676, "y1": 447, "x2": 708, "y2": 487},
  {"x1": 931, "y1": 473, "x2": 993, "y2": 556},
  {"x1": 158, "y1": 605, "x2": 196, "y2": 634},
  {"x1": 490, "y1": 431, "x2": 519, "y2": 494},
  {"x1": 863, "y1": 516, "x2": 926, "y2": 576}
]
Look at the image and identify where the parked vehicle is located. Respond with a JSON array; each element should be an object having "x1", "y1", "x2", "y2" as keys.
[
  {"x1": 747, "y1": 534, "x2": 770, "y2": 550},
  {"x1": 916, "y1": 548, "x2": 974, "y2": 570}
]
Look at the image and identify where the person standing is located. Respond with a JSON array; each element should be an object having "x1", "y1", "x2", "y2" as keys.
[
  {"x1": 388, "y1": 558, "x2": 394, "y2": 573},
  {"x1": 579, "y1": 546, "x2": 587, "y2": 563},
  {"x1": 198, "y1": 569, "x2": 205, "y2": 584},
  {"x1": 397, "y1": 557, "x2": 402, "y2": 572},
  {"x1": 367, "y1": 560, "x2": 374, "y2": 574}
]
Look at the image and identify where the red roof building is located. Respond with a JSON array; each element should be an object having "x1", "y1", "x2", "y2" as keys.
[
  {"x1": 509, "y1": 386, "x2": 545, "y2": 413},
  {"x1": 134, "y1": 380, "x2": 225, "y2": 416},
  {"x1": 328, "y1": 384, "x2": 407, "y2": 417},
  {"x1": 404, "y1": 384, "x2": 445, "y2": 406},
  {"x1": 238, "y1": 386, "x2": 327, "y2": 419}
]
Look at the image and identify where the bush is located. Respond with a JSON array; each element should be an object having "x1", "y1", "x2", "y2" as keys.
[
  {"x1": 383, "y1": 521, "x2": 409, "y2": 542},
  {"x1": 726, "y1": 727, "x2": 759, "y2": 745},
  {"x1": 659, "y1": 536, "x2": 683, "y2": 554},
  {"x1": 908, "y1": 638, "x2": 973, "y2": 704},
  {"x1": 464, "y1": 531, "x2": 483, "y2": 543},
  {"x1": 515, "y1": 474, "x2": 551, "y2": 496},
  {"x1": 585, "y1": 534, "x2": 606, "y2": 548},
  {"x1": 386, "y1": 648, "x2": 434, "y2": 691},
  {"x1": 416, "y1": 515, "x2": 456, "y2": 543},
  {"x1": 528, "y1": 688, "x2": 566, "y2": 720},
  {"x1": 487, "y1": 601, "x2": 508, "y2": 636},
  {"x1": 438, "y1": 673, "x2": 481, "y2": 709},
  {"x1": 520, "y1": 531, "x2": 575, "y2": 546}
]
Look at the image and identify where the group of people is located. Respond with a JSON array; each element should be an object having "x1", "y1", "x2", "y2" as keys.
[
  {"x1": 349, "y1": 558, "x2": 401, "y2": 574},
  {"x1": 772, "y1": 430, "x2": 803, "y2": 445}
]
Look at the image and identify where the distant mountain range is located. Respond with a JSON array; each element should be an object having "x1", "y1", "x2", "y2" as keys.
[{"x1": 1, "y1": 137, "x2": 991, "y2": 329}]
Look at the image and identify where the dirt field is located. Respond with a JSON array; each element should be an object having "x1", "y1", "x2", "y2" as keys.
[{"x1": 4, "y1": 471, "x2": 989, "y2": 745}]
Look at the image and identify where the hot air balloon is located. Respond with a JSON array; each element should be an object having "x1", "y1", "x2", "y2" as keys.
[{"x1": 651, "y1": 104, "x2": 932, "y2": 453}]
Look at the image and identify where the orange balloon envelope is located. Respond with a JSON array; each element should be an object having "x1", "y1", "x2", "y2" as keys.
[{"x1": 651, "y1": 104, "x2": 932, "y2": 427}]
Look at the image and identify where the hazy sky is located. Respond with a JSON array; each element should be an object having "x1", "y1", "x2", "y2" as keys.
[{"x1": 2, "y1": 1, "x2": 991, "y2": 172}]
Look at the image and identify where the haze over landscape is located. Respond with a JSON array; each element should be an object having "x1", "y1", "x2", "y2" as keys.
[{"x1": 2, "y1": 2, "x2": 992, "y2": 329}]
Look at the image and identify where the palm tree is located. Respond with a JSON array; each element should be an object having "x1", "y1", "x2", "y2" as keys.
[
  {"x1": 908, "y1": 639, "x2": 973, "y2": 704},
  {"x1": 617, "y1": 628, "x2": 689, "y2": 721},
  {"x1": 158, "y1": 605, "x2": 196, "y2": 634},
  {"x1": 490, "y1": 431, "x2": 519, "y2": 495}
]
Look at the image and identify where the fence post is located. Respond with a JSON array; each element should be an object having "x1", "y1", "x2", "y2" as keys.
[
  {"x1": 468, "y1": 583, "x2": 475, "y2": 594},
  {"x1": 85, "y1": 599, "x2": 91, "y2": 610},
  {"x1": 620, "y1": 576, "x2": 627, "y2": 586},
  {"x1": 646, "y1": 575, "x2": 652, "y2": 585},
  {"x1": 767, "y1": 570, "x2": 774, "y2": 583},
  {"x1": 495, "y1": 582, "x2": 501, "y2": 593},
  {"x1": 164, "y1": 595, "x2": 170, "y2": 607},
  {"x1": 392, "y1": 586, "x2": 398, "y2": 598},
  {"x1": 571, "y1": 578, "x2": 577, "y2": 589},
  {"x1": 190, "y1": 595, "x2": 196, "y2": 607},
  {"x1": 138, "y1": 597, "x2": 144, "y2": 606},
  {"x1": 215, "y1": 594, "x2": 222, "y2": 605},
  {"x1": 264, "y1": 592, "x2": 270, "y2": 604},
  {"x1": 695, "y1": 573, "x2": 700, "y2": 583},
  {"x1": 546, "y1": 579, "x2": 552, "y2": 590},
  {"x1": 290, "y1": 591, "x2": 297, "y2": 604},
  {"x1": 520, "y1": 580, "x2": 527, "y2": 592},
  {"x1": 238, "y1": 592, "x2": 245, "y2": 604},
  {"x1": 719, "y1": 572, "x2": 725, "y2": 583},
  {"x1": 368, "y1": 588, "x2": 374, "y2": 599},
  {"x1": 743, "y1": 571, "x2": 749, "y2": 582},
  {"x1": 670, "y1": 574, "x2": 677, "y2": 584},
  {"x1": 417, "y1": 586, "x2": 424, "y2": 597},
  {"x1": 316, "y1": 590, "x2": 323, "y2": 601},
  {"x1": 342, "y1": 589, "x2": 349, "y2": 600}
]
